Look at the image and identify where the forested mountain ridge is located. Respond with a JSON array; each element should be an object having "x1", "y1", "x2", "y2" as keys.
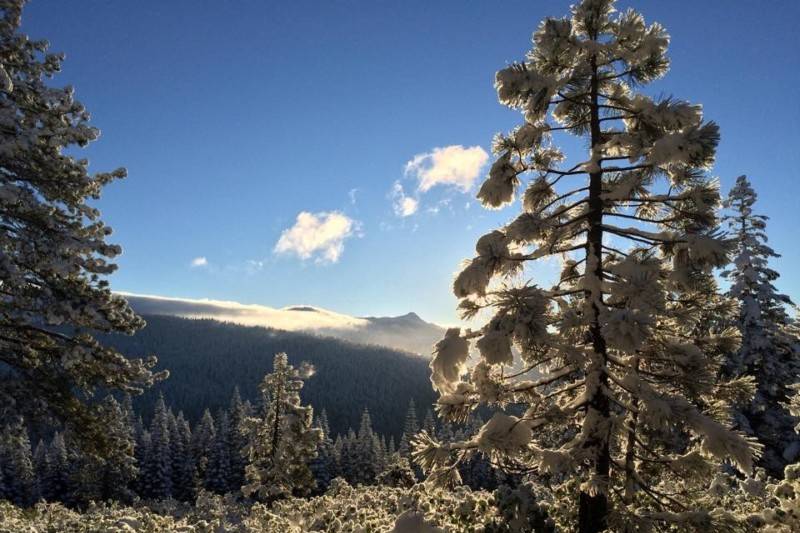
[
  {"x1": 98, "y1": 314, "x2": 437, "y2": 438},
  {"x1": 121, "y1": 293, "x2": 446, "y2": 355}
]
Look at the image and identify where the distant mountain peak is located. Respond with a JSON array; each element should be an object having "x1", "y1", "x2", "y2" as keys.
[
  {"x1": 283, "y1": 305, "x2": 322, "y2": 313},
  {"x1": 120, "y1": 292, "x2": 445, "y2": 355}
]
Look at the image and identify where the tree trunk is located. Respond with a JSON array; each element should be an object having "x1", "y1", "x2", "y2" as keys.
[{"x1": 578, "y1": 52, "x2": 611, "y2": 533}]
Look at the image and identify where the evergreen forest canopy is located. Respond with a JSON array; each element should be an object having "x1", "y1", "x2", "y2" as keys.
[
  {"x1": 1, "y1": 0, "x2": 799, "y2": 531},
  {"x1": 99, "y1": 314, "x2": 438, "y2": 439}
]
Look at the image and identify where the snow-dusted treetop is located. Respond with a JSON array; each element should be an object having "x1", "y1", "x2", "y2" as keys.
[
  {"x1": 0, "y1": 0, "x2": 163, "y2": 449},
  {"x1": 722, "y1": 175, "x2": 799, "y2": 475}
]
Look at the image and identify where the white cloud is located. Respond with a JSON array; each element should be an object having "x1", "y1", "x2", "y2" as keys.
[
  {"x1": 274, "y1": 211, "x2": 359, "y2": 263},
  {"x1": 405, "y1": 145, "x2": 489, "y2": 193},
  {"x1": 348, "y1": 188, "x2": 359, "y2": 205},
  {"x1": 391, "y1": 181, "x2": 419, "y2": 217},
  {"x1": 190, "y1": 256, "x2": 208, "y2": 268}
]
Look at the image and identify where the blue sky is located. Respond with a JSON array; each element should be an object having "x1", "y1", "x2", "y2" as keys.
[{"x1": 22, "y1": 0, "x2": 800, "y2": 325}]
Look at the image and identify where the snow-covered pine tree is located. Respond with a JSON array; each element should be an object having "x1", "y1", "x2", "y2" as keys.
[
  {"x1": 422, "y1": 409, "x2": 438, "y2": 438},
  {"x1": 377, "y1": 453, "x2": 417, "y2": 488},
  {"x1": 242, "y1": 353, "x2": 322, "y2": 501},
  {"x1": 414, "y1": 1, "x2": 759, "y2": 530},
  {"x1": 338, "y1": 428, "x2": 359, "y2": 483},
  {"x1": 723, "y1": 175, "x2": 800, "y2": 475},
  {"x1": 398, "y1": 399, "x2": 419, "y2": 457},
  {"x1": 142, "y1": 395, "x2": 172, "y2": 499},
  {"x1": 0, "y1": 417, "x2": 38, "y2": 506},
  {"x1": 169, "y1": 411, "x2": 196, "y2": 501},
  {"x1": 204, "y1": 410, "x2": 232, "y2": 494},
  {"x1": 192, "y1": 408, "x2": 216, "y2": 483},
  {"x1": 42, "y1": 432, "x2": 70, "y2": 503},
  {"x1": 93, "y1": 395, "x2": 138, "y2": 502},
  {"x1": 310, "y1": 409, "x2": 336, "y2": 492},
  {"x1": 226, "y1": 387, "x2": 250, "y2": 492},
  {"x1": 0, "y1": 0, "x2": 163, "y2": 452},
  {"x1": 352, "y1": 408, "x2": 381, "y2": 485}
]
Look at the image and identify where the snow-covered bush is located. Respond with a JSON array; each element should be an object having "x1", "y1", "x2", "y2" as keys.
[{"x1": 0, "y1": 480, "x2": 548, "y2": 532}]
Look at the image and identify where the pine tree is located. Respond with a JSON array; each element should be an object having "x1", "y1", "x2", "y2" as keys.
[
  {"x1": 398, "y1": 399, "x2": 419, "y2": 457},
  {"x1": 377, "y1": 453, "x2": 417, "y2": 488},
  {"x1": 142, "y1": 395, "x2": 172, "y2": 499},
  {"x1": 242, "y1": 353, "x2": 322, "y2": 500},
  {"x1": 0, "y1": 417, "x2": 38, "y2": 506},
  {"x1": 338, "y1": 428, "x2": 358, "y2": 483},
  {"x1": 310, "y1": 410, "x2": 335, "y2": 492},
  {"x1": 0, "y1": 0, "x2": 162, "y2": 452},
  {"x1": 42, "y1": 432, "x2": 70, "y2": 503},
  {"x1": 226, "y1": 387, "x2": 249, "y2": 492},
  {"x1": 192, "y1": 408, "x2": 216, "y2": 484},
  {"x1": 723, "y1": 175, "x2": 800, "y2": 474},
  {"x1": 94, "y1": 395, "x2": 138, "y2": 502},
  {"x1": 205, "y1": 410, "x2": 232, "y2": 494},
  {"x1": 169, "y1": 411, "x2": 196, "y2": 501},
  {"x1": 414, "y1": 1, "x2": 758, "y2": 530},
  {"x1": 353, "y1": 408, "x2": 380, "y2": 484},
  {"x1": 422, "y1": 409, "x2": 437, "y2": 437},
  {"x1": 32, "y1": 439, "x2": 47, "y2": 497}
]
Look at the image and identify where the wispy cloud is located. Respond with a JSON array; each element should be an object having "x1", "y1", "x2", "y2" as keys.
[
  {"x1": 274, "y1": 211, "x2": 360, "y2": 263},
  {"x1": 348, "y1": 188, "x2": 359, "y2": 205},
  {"x1": 119, "y1": 292, "x2": 368, "y2": 331},
  {"x1": 391, "y1": 181, "x2": 419, "y2": 217},
  {"x1": 405, "y1": 145, "x2": 489, "y2": 193},
  {"x1": 190, "y1": 256, "x2": 208, "y2": 268}
]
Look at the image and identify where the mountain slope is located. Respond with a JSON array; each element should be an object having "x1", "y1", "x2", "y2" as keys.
[
  {"x1": 101, "y1": 314, "x2": 437, "y2": 438},
  {"x1": 121, "y1": 293, "x2": 445, "y2": 355}
]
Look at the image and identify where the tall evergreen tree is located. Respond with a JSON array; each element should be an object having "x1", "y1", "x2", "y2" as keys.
[
  {"x1": 192, "y1": 408, "x2": 216, "y2": 484},
  {"x1": 169, "y1": 411, "x2": 196, "y2": 501},
  {"x1": 242, "y1": 353, "x2": 321, "y2": 500},
  {"x1": 0, "y1": 417, "x2": 38, "y2": 506},
  {"x1": 142, "y1": 395, "x2": 172, "y2": 499},
  {"x1": 723, "y1": 175, "x2": 800, "y2": 474},
  {"x1": 93, "y1": 395, "x2": 138, "y2": 502},
  {"x1": 398, "y1": 399, "x2": 419, "y2": 457},
  {"x1": 226, "y1": 387, "x2": 249, "y2": 492},
  {"x1": 353, "y1": 408, "x2": 380, "y2": 484},
  {"x1": 414, "y1": 1, "x2": 758, "y2": 530},
  {"x1": 0, "y1": 0, "x2": 162, "y2": 451},
  {"x1": 205, "y1": 410, "x2": 232, "y2": 494},
  {"x1": 42, "y1": 432, "x2": 70, "y2": 504},
  {"x1": 310, "y1": 410, "x2": 335, "y2": 492}
]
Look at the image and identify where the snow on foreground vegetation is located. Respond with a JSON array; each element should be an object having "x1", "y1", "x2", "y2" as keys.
[
  {"x1": 0, "y1": 480, "x2": 551, "y2": 533},
  {"x1": 2, "y1": 471, "x2": 800, "y2": 532}
]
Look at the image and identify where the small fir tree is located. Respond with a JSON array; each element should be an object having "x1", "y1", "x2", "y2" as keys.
[{"x1": 242, "y1": 353, "x2": 322, "y2": 501}]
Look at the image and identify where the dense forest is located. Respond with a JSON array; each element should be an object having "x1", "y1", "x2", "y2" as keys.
[{"x1": 98, "y1": 315, "x2": 438, "y2": 438}]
